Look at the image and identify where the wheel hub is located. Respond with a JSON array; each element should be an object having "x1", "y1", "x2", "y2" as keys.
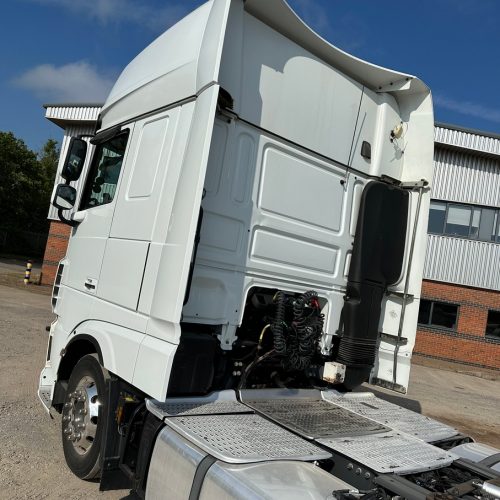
[{"x1": 62, "y1": 376, "x2": 100, "y2": 455}]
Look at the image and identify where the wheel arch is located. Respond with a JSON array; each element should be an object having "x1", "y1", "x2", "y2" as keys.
[
  {"x1": 54, "y1": 319, "x2": 175, "y2": 403},
  {"x1": 57, "y1": 334, "x2": 104, "y2": 382},
  {"x1": 58, "y1": 320, "x2": 143, "y2": 386}
]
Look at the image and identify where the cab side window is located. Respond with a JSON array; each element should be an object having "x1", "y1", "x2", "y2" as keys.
[{"x1": 80, "y1": 131, "x2": 129, "y2": 210}]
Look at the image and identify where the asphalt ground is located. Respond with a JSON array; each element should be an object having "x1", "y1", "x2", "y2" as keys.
[{"x1": 0, "y1": 283, "x2": 499, "y2": 499}]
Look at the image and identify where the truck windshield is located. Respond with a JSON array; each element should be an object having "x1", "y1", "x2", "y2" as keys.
[{"x1": 80, "y1": 131, "x2": 129, "y2": 210}]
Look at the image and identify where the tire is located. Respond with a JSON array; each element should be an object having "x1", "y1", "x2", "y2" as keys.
[{"x1": 61, "y1": 354, "x2": 109, "y2": 479}]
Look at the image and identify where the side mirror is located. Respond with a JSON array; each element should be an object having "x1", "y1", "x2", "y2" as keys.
[
  {"x1": 61, "y1": 137, "x2": 87, "y2": 181},
  {"x1": 52, "y1": 184, "x2": 77, "y2": 210}
]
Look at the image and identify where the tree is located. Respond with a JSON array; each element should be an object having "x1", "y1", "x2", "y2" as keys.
[
  {"x1": 0, "y1": 132, "x2": 59, "y2": 233},
  {"x1": 38, "y1": 139, "x2": 59, "y2": 195}
]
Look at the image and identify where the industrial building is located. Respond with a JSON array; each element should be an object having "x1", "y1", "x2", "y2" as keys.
[
  {"x1": 416, "y1": 124, "x2": 500, "y2": 370},
  {"x1": 41, "y1": 105, "x2": 500, "y2": 371}
]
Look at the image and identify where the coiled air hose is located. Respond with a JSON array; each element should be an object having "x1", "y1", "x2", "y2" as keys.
[
  {"x1": 272, "y1": 290, "x2": 324, "y2": 371},
  {"x1": 270, "y1": 291, "x2": 287, "y2": 355}
]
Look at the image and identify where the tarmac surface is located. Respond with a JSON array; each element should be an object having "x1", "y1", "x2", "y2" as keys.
[{"x1": 0, "y1": 283, "x2": 499, "y2": 499}]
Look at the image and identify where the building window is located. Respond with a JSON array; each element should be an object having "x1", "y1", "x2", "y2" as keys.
[
  {"x1": 428, "y1": 200, "x2": 500, "y2": 243},
  {"x1": 418, "y1": 299, "x2": 458, "y2": 329},
  {"x1": 485, "y1": 310, "x2": 500, "y2": 339},
  {"x1": 428, "y1": 202, "x2": 446, "y2": 234}
]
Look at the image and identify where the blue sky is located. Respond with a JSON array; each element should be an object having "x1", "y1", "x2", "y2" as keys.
[{"x1": 1, "y1": 0, "x2": 499, "y2": 151}]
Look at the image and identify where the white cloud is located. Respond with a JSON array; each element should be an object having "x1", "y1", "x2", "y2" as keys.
[
  {"x1": 434, "y1": 94, "x2": 500, "y2": 124},
  {"x1": 13, "y1": 61, "x2": 115, "y2": 102},
  {"x1": 27, "y1": 0, "x2": 188, "y2": 32}
]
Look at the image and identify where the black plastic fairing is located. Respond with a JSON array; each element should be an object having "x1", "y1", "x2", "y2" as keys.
[{"x1": 338, "y1": 181, "x2": 409, "y2": 389}]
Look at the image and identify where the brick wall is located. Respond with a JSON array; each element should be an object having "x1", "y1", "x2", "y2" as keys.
[
  {"x1": 41, "y1": 221, "x2": 71, "y2": 285},
  {"x1": 415, "y1": 280, "x2": 500, "y2": 370}
]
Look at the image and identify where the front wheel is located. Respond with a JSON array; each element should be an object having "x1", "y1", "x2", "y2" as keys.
[{"x1": 61, "y1": 354, "x2": 109, "y2": 479}]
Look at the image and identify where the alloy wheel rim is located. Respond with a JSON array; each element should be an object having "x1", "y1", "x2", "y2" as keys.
[{"x1": 62, "y1": 376, "x2": 100, "y2": 455}]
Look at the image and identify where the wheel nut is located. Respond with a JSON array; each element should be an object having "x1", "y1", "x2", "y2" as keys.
[{"x1": 64, "y1": 402, "x2": 71, "y2": 409}]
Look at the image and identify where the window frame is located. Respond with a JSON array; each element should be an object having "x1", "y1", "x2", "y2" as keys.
[
  {"x1": 428, "y1": 200, "x2": 447, "y2": 234},
  {"x1": 494, "y1": 212, "x2": 500, "y2": 243},
  {"x1": 428, "y1": 199, "x2": 500, "y2": 243},
  {"x1": 418, "y1": 298, "x2": 460, "y2": 331},
  {"x1": 485, "y1": 309, "x2": 500, "y2": 340},
  {"x1": 78, "y1": 130, "x2": 130, "y2": 212},
  {"x1": 444, "y1": 203, "x2": 473, "y2": 238}
]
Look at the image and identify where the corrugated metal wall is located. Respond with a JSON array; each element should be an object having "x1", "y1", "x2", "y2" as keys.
[
  {"x1": 435, "y1": 124, "x2": 500, "y2": 157},
  {"x1": 424, "y1": 125, "x2": 500, "y2": 291},
  {"x1": 45, "y1": 105, "x2": 101, "y2": 123},
  {"x1": 424, "y1": 234, "x2": 500, "y2": 291},
  {"x1": 432, "y1": 148, "x2": 500, "y2": 207}
]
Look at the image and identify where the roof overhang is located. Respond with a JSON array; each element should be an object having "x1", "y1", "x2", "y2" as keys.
[{"x1": 44, "y1": 103, "x2": 102, "y2": 129}]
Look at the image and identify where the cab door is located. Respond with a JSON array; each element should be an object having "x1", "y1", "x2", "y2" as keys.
[{"x1": 61, "y1": 127, "x2": 133, "y2": 303}]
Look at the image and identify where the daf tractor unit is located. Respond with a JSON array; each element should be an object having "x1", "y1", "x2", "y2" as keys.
[{"x1": 39, "y1": 0, "x2": 500, "y2": 498}]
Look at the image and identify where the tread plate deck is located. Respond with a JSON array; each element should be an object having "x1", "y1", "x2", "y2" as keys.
[
  {"x1": 164, "y1": 413, "x2": 332, "y2": 464},
  {"x1": 243, "y1": 398, "x2": 389, "y2": 439},
  {"x1": 322, "y1": 391, "x2": 458, "y2": 443},
  {"x1": 147, "y1": 400, "x2": 251, "y2": 418},
  {"x1": 318, "y1": 431, "x2": 458, "y2": 475}
]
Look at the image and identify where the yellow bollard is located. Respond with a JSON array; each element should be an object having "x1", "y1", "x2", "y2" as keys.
[{"x1": 24, "y1": 260, "x2": 32, "y2": 285}]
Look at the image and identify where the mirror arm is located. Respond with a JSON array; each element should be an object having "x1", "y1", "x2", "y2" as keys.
[{"x1": 57, "y1": 209, "x2": 78, "y2": 228}]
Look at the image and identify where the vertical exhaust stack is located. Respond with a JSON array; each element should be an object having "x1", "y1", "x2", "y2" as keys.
[{"x1": 337, "y1": 181, "x2": 409, "y2": 390}]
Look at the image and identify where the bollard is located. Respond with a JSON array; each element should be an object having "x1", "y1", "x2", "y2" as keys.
[{"x1": 24, "y1": 260, "x2": 32, "y2": 285}]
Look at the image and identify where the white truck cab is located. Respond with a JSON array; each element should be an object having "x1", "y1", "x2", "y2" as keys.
[{"x1": 39, "y1": 1, "x2": 500, "y2": 498}]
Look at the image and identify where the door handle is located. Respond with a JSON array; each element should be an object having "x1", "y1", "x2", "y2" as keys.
[{"x1": 84, "y1": 277, "x2": 97, "y2": 292}]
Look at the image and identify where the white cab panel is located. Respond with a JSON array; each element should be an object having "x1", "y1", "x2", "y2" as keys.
[
  {"x1": 62, "y1": 205, "x2": 112, "y2": 297},
  {"x1": 348, "y1": 90, "x2": 404, "y2": 179},
  {"x1": 75, "y1": 321, "x2": 144, "y2": 385},
  {"x1": 133, "y1": 335, "x2": 178, "y2": 400},
  {"x1": 183, "y1": 117, "x2": 363, "y2": 343},
  {"x1": 236, "y1": 14, "x2": 363, "y2": 166},
  {"x1": 97, "y1": 238, "x2": 149, "y2": 310},
  {"x1": 111, "y1": 108, "x2": 181, "y2": 242},
  {"x1": 146, "y1": 85, "x2": 220, "y2": 340},
  {"x1": 101, "y1": 0, "x2": 231, "y2": 129},
  {"x1": 189, "y1": 118, "x2": 353, "y2": 288},
  {"x1": 258, "y1": 147, "x2": 344, "y2": 232}
]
